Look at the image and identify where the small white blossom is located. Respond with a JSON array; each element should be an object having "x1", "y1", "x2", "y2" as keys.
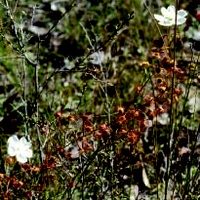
[
  {"x1": 154, "y1": 113, "x2": 169, "y2": 125},
  {"x1": 188, "y1": 96, "x2": 200, "y2": 113},
  {"x1": 154, "y1": 5, "x2": 187, "y2": 26},
  {"x1": 193, "y1": 29, "x2": 200, "y2": 41},
  {"x1": 89, "y1": 51, "x2": 106, "y2": 65},
  {"x1": 7, "y1": 135, "x2": 33, "y2": 163}
]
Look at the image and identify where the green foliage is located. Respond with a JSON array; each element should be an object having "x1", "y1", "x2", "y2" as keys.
[{"x1": 0, "y1": 0, "x2": 199, "y2": 199}]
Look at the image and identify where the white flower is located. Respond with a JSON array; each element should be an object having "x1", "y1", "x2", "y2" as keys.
[
  {"x1": 188, "y1": 96, "x2": 200, "y2": 113},
  {"x1": 193, "y1": 29, "x2": 200, "y2": 41},
  {"x1": 154, "y1": 113, "x2": 169, "y2": 125},
  {"x1": 65, "y1": 144, "x2": 80, "y2": 159},
  {"x1": 7, "y1": 135, "x2": 33, "y2": 163},
  {"x1": 154, "y1": 5, "x2": 187, "y2": 26},
  {"x1": 89, "y1": 51, "x2": 106, "y2": 65}
]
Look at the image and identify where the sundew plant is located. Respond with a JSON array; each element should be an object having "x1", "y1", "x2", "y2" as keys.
[{"x1": 0, "y1": 0, "x2": 199, "y2": 199}]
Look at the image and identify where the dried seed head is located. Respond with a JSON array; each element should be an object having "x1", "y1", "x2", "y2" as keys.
[
  {"x1": 139, "y1": 61, "x2": 150, "y2": 68},
  {"x1": 146, "y1": 109, "x2": 155, "y2": 120},
  {"x1": 174, "y1": 88, "x2": 182, "y2": 95},
  {"x1": 117, "y1": 106, "x2": 125, "y2": 114},
  {"x1": 116, "y1": 114, "x2": 127, "y2": 124},
  {"x1": 158, "y1": 86, "x2": 167, "y2": 93},
  {"x1": 156, "y1": 78, "x2": 163, "y2": 84},
  {"x1": 117, "y1": 129, "x2": 127, "y2": 136},
  {"x1": 136, "y1": 85, "x2": 142, "y2": 93},
  {"x1": 127, "y1": 130, "x2": 140, "y2": 144}
]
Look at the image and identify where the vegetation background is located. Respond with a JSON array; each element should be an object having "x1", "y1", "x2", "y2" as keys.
[{"x1": 0, "y1": 0, "x2": 199, "y2": 199}]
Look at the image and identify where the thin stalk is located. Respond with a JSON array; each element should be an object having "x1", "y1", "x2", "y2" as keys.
[
  {"x1": 22, "y1": 57, "x2": 30, "y2": 140},
  {"x1": 80, "y1": 21, "x2": 114, "y2": 197},
  {"x1": 150, "y1": 75, "x2": 159, "y2": 200},
  {"x1": 35, "y1": 39, "x2": 45, "y2": 163},
  {"x1": 164, "y1": 1, "x2": 179, "y2": 199}
]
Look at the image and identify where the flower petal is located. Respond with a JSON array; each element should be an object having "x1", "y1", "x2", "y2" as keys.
[
  {"x1": 8, "y1": 146, "x2": 16, "y2": 156},
  {"x1": 8, "y1": 135, "x2": 19, "y2": 145},
  {"x1": 154, "y1": 13, "x2": 174, "y2": 26},
  {"x1": 7, "y1": 135, "x2": 19, "y2": 156},
  {"x1": 177, "y1": 10, "x2": 188, "y2": 18},
  {"x1": 159, "y1": 20, "x2": 174, "y2": 26},
  {"x1": 177, "y1": 17, "x2": 186, "y2": 25},
  {"x1": 167, "y1": 5, "x2": 175, "y2": 13},
  {"x1": 16, "y1": 153, "x2": 28, "y2": 163},
  {"x1": 161, "y1": 7, "x2": 169, "y2": 17},
  {"x1": 24, "y1": 149, "x2": 33, "y2": 158},
  {"x1": 20, "y1": 137, "x2": 32, "y2": 148},
  {"x1": 164, "y1": 5, "x2": 175, "y2": 18},
  {"x1": 154, "y1": 14, "x2": 165, "y2": 22}
]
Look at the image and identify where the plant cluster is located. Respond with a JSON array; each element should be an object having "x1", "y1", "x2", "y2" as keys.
[{"x1": 0, "y1": 0, "x2": 199, "y2": 199}]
